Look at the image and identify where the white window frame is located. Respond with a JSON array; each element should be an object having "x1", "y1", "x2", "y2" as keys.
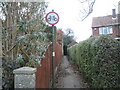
[{"x1": 99, "y1": 26, "x2": 113, "y2": 35}]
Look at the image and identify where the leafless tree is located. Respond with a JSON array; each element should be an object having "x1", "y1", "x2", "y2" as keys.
[
  {"x1": 63, "y1": 28, "x2": 76, "y2": 46},
  {"x1": 79, "y1": 0, "x2": 96, "y2": 21},
  {"x1": 65, "y1": 28, "x2": 74, "y2": 36}
]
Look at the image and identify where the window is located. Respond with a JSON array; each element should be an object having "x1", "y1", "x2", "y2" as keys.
[{"x1": 99, "y1": 26, "x2": 113, "y2": 35}]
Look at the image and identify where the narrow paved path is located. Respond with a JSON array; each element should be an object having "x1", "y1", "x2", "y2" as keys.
[{"x1": 55, "y1": 56, "x2": 89, "y2": 88}]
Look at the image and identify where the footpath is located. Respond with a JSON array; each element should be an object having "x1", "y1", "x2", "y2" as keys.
[{"x1": 55, "y1": 56, "x2": 89, "y2": 88}]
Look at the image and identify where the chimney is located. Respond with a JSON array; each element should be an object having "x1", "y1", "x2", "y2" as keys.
[
  {"x1": 118, "y1": 1, "x2": 120, "y2": 14},
  {"x1": 112, "y1": 9, "x2": 116, "y2": 19}
]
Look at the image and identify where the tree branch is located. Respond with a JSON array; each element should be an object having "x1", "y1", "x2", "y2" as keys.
[
  {"x1": 79, "y1": 0, "x2": 96, "y2": 21},
  {"x1": 20, "y1": 48, "x2": 30, "y2": 60}
]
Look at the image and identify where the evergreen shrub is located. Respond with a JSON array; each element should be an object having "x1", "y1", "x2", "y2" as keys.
[{"x1": 68, "y1": 35, "x2": 120, "y2": 88}]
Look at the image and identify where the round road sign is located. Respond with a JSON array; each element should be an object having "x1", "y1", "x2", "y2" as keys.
[{"x1": 45, "y1": 11, "x2": 59, "y2": 25}]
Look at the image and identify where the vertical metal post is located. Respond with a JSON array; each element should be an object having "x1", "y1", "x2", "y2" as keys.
[
  {"x1": 46, "y1": 9, "x2": 59, "y2": 88},
  {"x1": 0, "y1": 19, "x2": 2, "y2": 89},
  {"x1": 52, "y1": 25, "x2": 55, "y2": 88}
]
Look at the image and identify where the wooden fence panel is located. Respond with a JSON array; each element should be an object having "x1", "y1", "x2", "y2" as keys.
[{"x1": 36, "y1": 42, "x2": 62, "y2": 88}]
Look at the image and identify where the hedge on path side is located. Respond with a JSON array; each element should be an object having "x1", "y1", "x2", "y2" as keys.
[{"x1": 68, "y1": 35, "x2": 120, "y2": 88}]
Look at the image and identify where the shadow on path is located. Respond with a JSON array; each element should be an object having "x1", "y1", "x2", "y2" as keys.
[{"x1": 55, "y1": 56, "x2": 89, "y2": 88}]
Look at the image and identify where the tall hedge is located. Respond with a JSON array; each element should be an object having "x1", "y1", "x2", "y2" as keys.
[{"x1": 68, "y1": 35, "x2": 120, "y2": 88}]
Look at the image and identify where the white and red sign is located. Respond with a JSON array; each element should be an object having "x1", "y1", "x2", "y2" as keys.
[{"x1": 45, "y1": 11, "x2": 59, "y2": 25}]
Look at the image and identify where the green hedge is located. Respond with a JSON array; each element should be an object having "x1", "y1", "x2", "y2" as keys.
[{"x1": 68, "y1": 35, "x2": 120, "y2": 88}]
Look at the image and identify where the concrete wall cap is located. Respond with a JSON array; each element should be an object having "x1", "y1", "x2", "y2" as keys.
[{"x1": 13, "y1": 67, "x2": 36, "y2": 74}]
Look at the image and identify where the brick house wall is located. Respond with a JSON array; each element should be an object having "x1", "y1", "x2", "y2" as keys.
[
  {"x1": 92, "y1": 27, "x2": 99, "y2": 36},
  {"x1": 112, "y1": 25, "x2": 118, "y2": 37},
  {"x1": 92, "y1": 25, "x2": 120, "y2": 37},
  {"x1": 92, "y1": 14, "x2": 120, "y2": 38},
  {"x1": 57, "y1": 29, "x2": 63, "y2": 45}
]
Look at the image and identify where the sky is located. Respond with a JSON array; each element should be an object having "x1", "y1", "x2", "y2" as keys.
[{"x1": 46, "y1": 0, "x2": 120, "y2": 42}]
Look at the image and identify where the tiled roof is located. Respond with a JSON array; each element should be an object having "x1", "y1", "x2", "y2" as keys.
[
  {"x1": 92, "y1": 14, "x2": 120, "y2": 28},
  {"x1": 67, "y1": 41, "x2": 77, "y2": 48}
]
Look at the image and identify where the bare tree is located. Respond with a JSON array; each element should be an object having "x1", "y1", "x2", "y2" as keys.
[
  {"x1": 79, "y1": 0, "x2": 96, "y2": 21},
  {"x1": 63, "y1": 28, "x2": 76, "y2": 46},
  {"x1": 65, "y1": 28, "x2": 74, "y2": 36}
]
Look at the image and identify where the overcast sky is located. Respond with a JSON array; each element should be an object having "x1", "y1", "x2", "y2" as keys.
[{"x1": 46, "y1": 0, "x2": 120, "y2": 42}]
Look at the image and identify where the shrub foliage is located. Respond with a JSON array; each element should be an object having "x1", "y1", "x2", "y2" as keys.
[
  {"x1": 68, "y1": 35, "x2": 120, "y2": 88},
  {"x1": 1, "y1": 2, "x2": 49, "y2": 88}
]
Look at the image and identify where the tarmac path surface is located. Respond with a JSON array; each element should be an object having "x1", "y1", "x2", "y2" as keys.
[{"x1": 55, "y1": 56, "x2": 89, "y2": 88}]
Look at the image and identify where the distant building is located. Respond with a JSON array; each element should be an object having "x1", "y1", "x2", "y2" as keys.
[
  {"x1": 92, "y1": 4, "x2": 120, "y2": 40},
  {"x1": 67, "y1": 41, "x2": 78, "y2": 48},
  {"x1": 57, "y1": 29, "x2": 63, "y2": 45}
]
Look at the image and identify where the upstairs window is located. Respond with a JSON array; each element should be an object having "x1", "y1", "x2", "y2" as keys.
[{"x1": 99, "y1": 26, "x2": 113, "y2": 35}]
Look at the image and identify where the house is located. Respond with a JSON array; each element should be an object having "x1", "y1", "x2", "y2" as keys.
[
  {"x1": 67, "y1": 41, "x2": 78, "y2": 48},
  {"x1": 92, "y1": 9, "x2": 120, "y2": 40},
  {"x1": 57, "y1": 29, "x2": 63, "y2": 45}
]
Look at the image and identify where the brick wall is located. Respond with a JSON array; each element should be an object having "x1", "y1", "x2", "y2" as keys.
[
  {"x1": 92, "y1": 27, "x2": 99, "y2": 36},
  {"x1": 57, "y1": 29, "x2": 63, "y2": 45},
  {"x1": 92, "y1": 26, "x2": 120, "y2": 37}
]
